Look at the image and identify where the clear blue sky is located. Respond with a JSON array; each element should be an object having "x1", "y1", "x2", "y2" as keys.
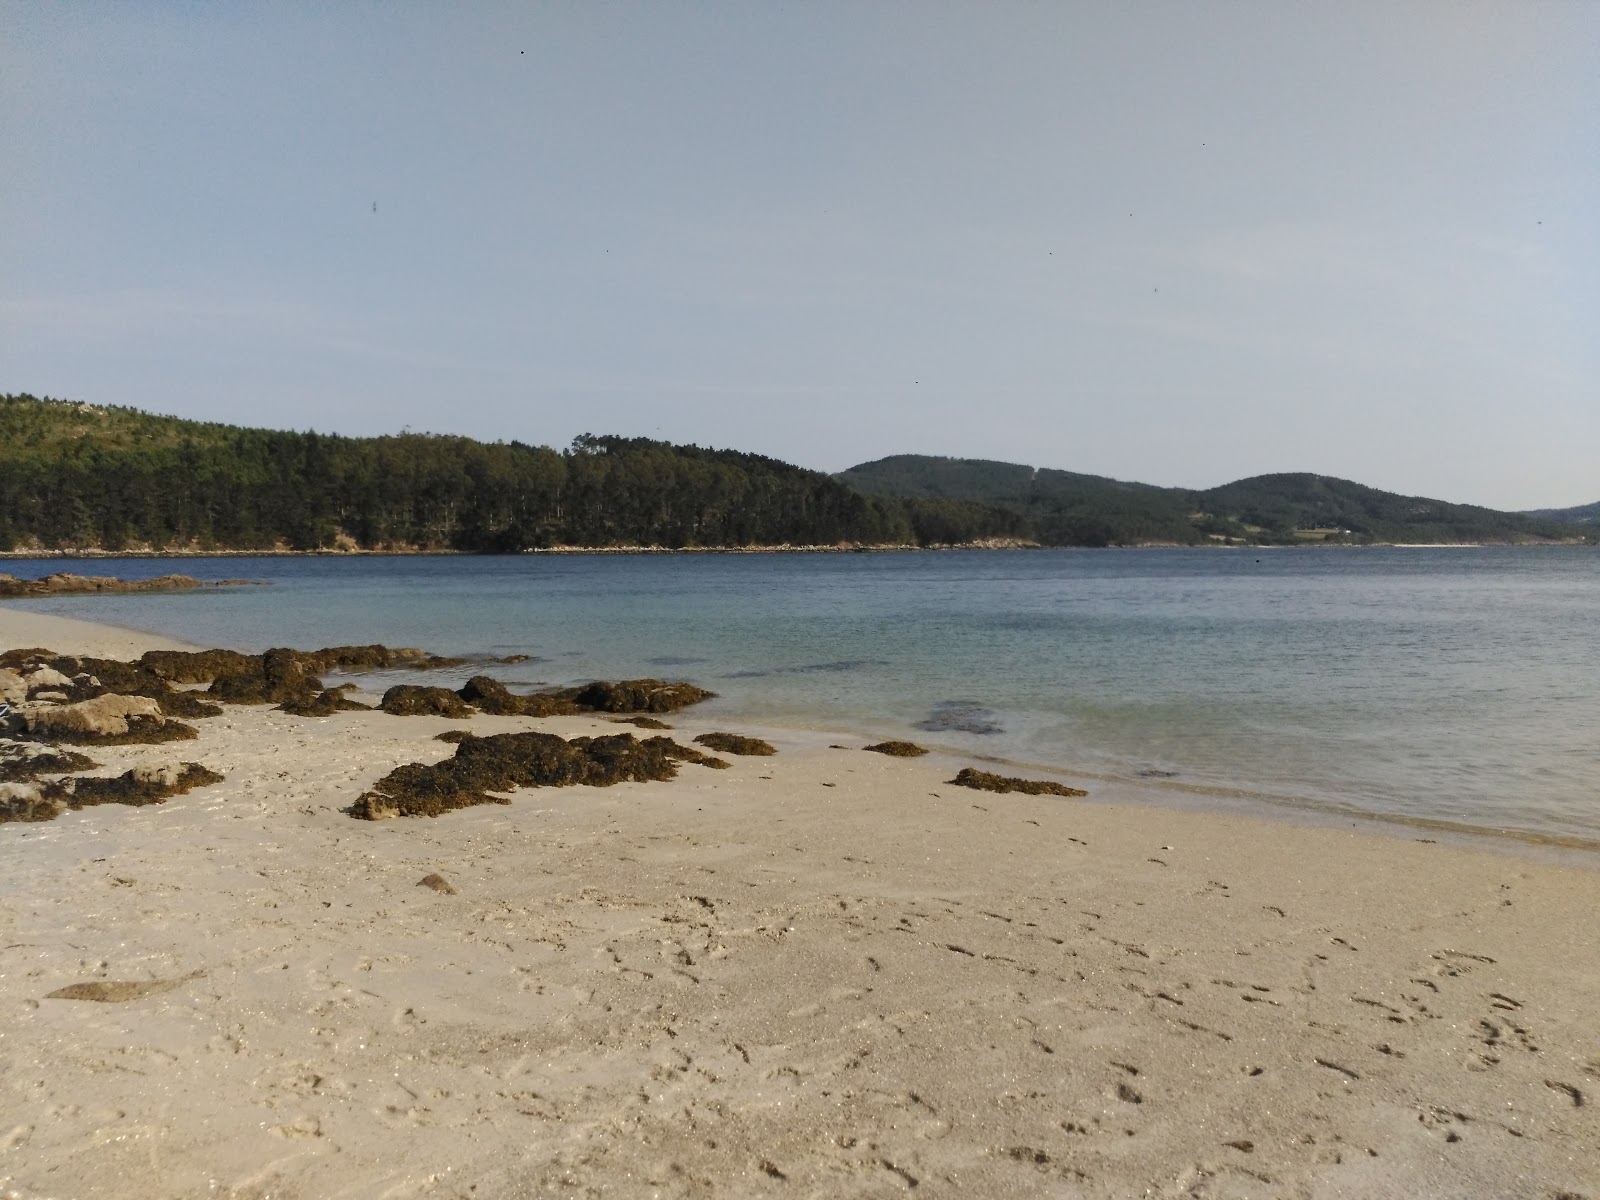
[{"x1": 3, "y1": 2, "x2": 1596, "y2": 508}]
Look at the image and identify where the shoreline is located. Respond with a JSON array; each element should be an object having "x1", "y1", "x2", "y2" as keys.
[
  {"x1": 4, "y1": 611, "x2": 1599, "y2": 1195},
  {"x1": 1, "y1": 539, "x2": 1591, "y2": 559}
]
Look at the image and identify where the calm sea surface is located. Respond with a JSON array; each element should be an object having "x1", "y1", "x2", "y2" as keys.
[{"x1": 5, "y1": 549, "x2": 1597, "y2": 843}]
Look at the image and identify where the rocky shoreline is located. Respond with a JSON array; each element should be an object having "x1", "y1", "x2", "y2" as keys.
[{"x1": 0, "y1": 572, "x2": 264, "y2": 597}]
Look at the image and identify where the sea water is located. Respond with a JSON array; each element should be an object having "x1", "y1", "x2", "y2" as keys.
[{"x1": 6, "y1": 548, "x2": 1597, "y2": 844}]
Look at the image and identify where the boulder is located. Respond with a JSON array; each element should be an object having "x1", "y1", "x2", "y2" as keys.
[{"x1": 25, "y1": 693, "x2": 164, "y2": 739}]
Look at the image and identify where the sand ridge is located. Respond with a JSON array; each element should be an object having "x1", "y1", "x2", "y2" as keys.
[{"x1": 0, "y1": 610, "x2": 1597, "y2": 1198}]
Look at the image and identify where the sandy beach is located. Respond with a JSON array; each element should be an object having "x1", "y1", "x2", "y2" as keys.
[{"x1": 1, "y1": 610, "x2": 1596, "y2": 1199}]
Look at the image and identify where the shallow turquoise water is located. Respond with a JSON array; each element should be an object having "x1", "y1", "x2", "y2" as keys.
[{"x1": 6, "y1": 548, "x2": 1598, "y2": 842}]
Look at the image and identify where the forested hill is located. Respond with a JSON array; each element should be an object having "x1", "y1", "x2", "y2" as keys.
[
  {"x1": 0, "y1": 394, "x2": 1023, "y2": 552},
  {"x1": 837, "y1": 455, "x2": 1590, "y2": 546},
  {"x1": 1524, "y1": 501, "x2": 1600, "y2": 525}
]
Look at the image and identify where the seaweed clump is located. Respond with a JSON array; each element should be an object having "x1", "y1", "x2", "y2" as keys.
[
  {"x1": 947, "y1": 767, "x2": 1086, "y2": 797},
  {"x1": 613, "y1": 716, "x2": 671, "y2": 730},
  {"x1": 693, "y1": 732, "x2": 776, "y2": 756},
  {"x1": 350, "y1": 730, "x2": 725, "y2": 819},
  {"x1": 863, "y1": 740, "x2": 929, "y2": 757}
]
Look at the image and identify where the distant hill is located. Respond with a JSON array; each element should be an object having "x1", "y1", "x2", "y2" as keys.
[
  {"x1": 1524, "y1": 501, "x2": 1600, "y2": 525},
  {"x1": 0, "y1": 394, "x2": 1022, "y2": 552},
  {"x1": 837, "y1": 455, "x2": 1590, "y2": 547}
]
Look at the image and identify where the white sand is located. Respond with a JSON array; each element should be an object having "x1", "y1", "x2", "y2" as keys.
[{"x1": 1, "y1": 609, "x2": 1597, "y2": 1199}]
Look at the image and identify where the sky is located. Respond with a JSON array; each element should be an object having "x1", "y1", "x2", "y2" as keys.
[{"x1": 2, "y1": 2, "x2": 1596, "y2": 510}]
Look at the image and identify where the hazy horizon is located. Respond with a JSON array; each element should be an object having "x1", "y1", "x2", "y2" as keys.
[{"x1": 4, "y1": 3, "x2": 1596, "y2": 509}]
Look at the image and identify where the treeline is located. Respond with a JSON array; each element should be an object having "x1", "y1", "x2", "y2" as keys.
[
  {"x1": 0, "y1": 395, "x2": 1024, "y2": 551},
  {"x1": 837, "y1": 456, "x2": 1591, "y2": 546}
]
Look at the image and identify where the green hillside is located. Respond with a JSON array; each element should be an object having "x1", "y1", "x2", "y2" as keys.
[
  {"x1": 838, "y1": 455, "x2": 1589, "y2": 547},
  {"x1": 1524, "y1": 501, "x2": 1600, "y2": 525},
  {"x1": 0, "y1": 394, "x2": 1023, "y2": 552}
]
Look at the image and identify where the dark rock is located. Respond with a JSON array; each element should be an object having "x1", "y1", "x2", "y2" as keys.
[
  {"x1": 417, "y1": 873, "x2": 457, "y2": 894},
  {"x1": 378, "y1": 685, "x2": 475, "y2": 718},
  {"x1": 947, "y1": 767, "x2": 1086, "y2": 797},
  {"x1": 350, "y1": 730, "x2": 726, "y2": 819},
  {"x1": 693, "y1": 732, "x2": 776, "y2": 756},
  {"x1": 434, "y1": 729, "x2": 474, "y2": 743},
  {"x1": 863, "y1": 740, "x2": 929, "y2": 757}
]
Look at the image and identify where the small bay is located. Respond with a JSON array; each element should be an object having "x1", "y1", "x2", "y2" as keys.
[{"x1": 6, "y1": 546, "x2": 1597, "y2": 843}]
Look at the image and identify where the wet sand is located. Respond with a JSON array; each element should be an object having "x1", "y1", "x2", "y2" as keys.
[{"x1": 1, "y1": 609, "x2": 1597, "y2": 1198}]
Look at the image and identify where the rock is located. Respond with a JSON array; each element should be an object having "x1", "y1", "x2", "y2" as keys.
[
  {"x1": 613, "y1": 716, "x2": 671, "y2": 730},
  {"x1": 22, "y1": 666, "x2": 75, "y2": 694},
  {"x1": 350, "y1": 731, "x2": 727, "y2": 820},
  {"x1": 693, "y1": 732, "x2": 776, "y2": 756},
  {"x1": 863, "y1": 740, "x2": 930, "y2": 757},
  {"x1": 417, "y1": 872, "x2": 457, "y2": 894},
  {"x1": 378, "y1": 685, "x2": 475, "y2": 718},
  {"x1": 24, "y1": 693, "x2": 164, "y2": 738},
  {"x1": 0, "y1": 668, "x2": 26, "y2": 706},
  {"x1": 947, "y1": 767, "x2": 1087, "y2": 797}
]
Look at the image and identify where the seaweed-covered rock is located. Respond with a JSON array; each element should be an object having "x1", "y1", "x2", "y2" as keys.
[
  {"x1": 278, "y1": 688, "x2": 372, "y2": 717},
  {"x1": 141, "y1": 648, "x2": 259, "y2": 684},
  {"x1": 863, "y1": 740, "x2": 930, "y2": 757},
  {"x1": 434, "y1": 729, "x2": 474, "y2": 743},
  {"x1": 1, "y1": 762, "x2": 222, "y2": 822},
  {"x1": 351, "y1": 730, "x2": 724, "y2": 819},
  {"x1": 44, "y1": 763, "x2": 224, "y2": 809},
  {"x1": 378, "y1": 685, "x2": 476, "y2": 718},
  {"x1": 614, "y1": 716, "x2": 671, "y2": 730},
  {"x1": 556, "y1": 679, "x2": 716, "y2": 714},
  {"x1": 0, "y1": 739, "x2": 96, "y2": 781},
  {"x1": 0, "y1": 573, "x2": 243, "y2": 598},
  {"x1": 692, "y1": 732, "x2": 776, "y2": 756},
  {"x1": 208, "y1": 647, "x2": 324, "y2": 707},
  {"x1": 0, "y1": 782, "x2": 67, "y2": 823},
  {"x1": 24, "y1": 693, "x2": 164, "y2": 739},
  {"x1": 0, "y1": 648, "x2": 59, "y2": 671},
  {"x1": 456, "y1": 675, "x2": 582, "y2": 717},
  {"x1": 947, "y1": 767, "x2": 1087, "y2": 797}
]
